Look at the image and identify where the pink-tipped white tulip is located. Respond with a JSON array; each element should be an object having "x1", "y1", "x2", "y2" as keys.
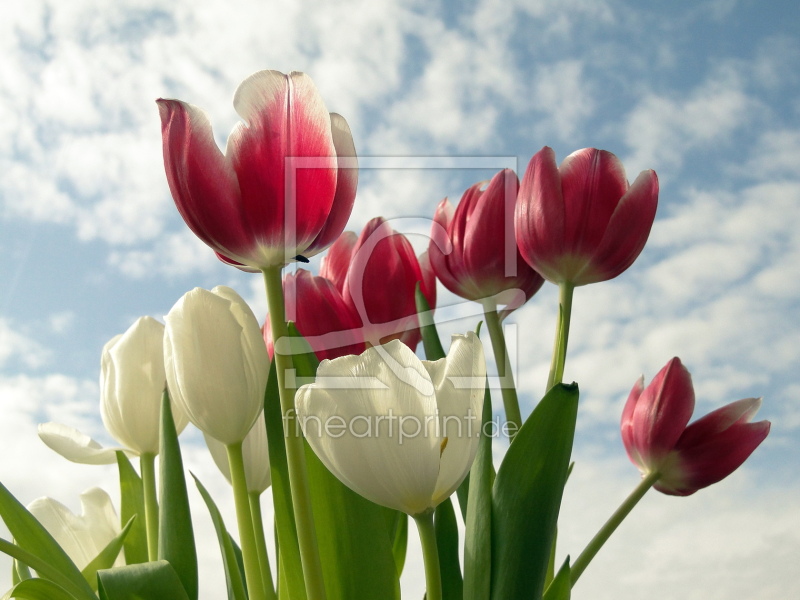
[{"x1": 621, "y1": 357, "x2": 770, "y2": 496}]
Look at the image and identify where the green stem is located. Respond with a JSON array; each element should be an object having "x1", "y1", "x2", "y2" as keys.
[
  {"x1": 482, "y1": 301, "x2": 522, "y2": 441},
  {"x1": 227, "y1": 442, "x2": 266, "y2": 600},
  {"x1": 570, "y1": 470, "x2": 660, "y2": 586},
  {"x1": 546, "y1": 282, "x2": 575, "y2": 391},
  {"x1": 262, "y1": 265, "x2": 327, "y2": 600},
  {"x1": 139, "y1": 452, "x2": 159, "y2": 562},
  {"x1": 413, "y1": 511, "x2": 442, "y2": 600},
  {"x1": 249, "y1": 491, "x2": 277, "y2": 600}
]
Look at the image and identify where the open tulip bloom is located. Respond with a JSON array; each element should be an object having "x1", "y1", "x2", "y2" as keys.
[{"x1": 0, "y1": 68, "x2": 775, "y2": 600}]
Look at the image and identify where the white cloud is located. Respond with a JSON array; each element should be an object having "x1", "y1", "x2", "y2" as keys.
[{"x1": 0, "y1": 319, "x2": 50, "y2": 369}]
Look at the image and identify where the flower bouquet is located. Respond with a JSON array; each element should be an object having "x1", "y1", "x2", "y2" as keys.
[{"x1": 0, "y1": 70, "x2": 769, "y2": 600}]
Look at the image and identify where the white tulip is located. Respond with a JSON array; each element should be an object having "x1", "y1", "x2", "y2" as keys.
[
  {"x1": 296, "y1": 332, "x2": 485, "y2": 516},
  {"x1": 205, "y1": 411, "x2": 271, "y2": 494},
  {"x1": 28, "y1": 487, "x2": 124, "y2": 570},
  {"x1": 39, "y1": 316, "x2": 188, "y2": 463},
  {"x1": 164, "y1": 286, "x2": 269, "y2": 445}
]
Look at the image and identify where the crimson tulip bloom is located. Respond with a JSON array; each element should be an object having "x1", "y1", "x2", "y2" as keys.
[
  {"x1": 263, "y1": 269, "x2": 365, "y2": 361},
  {"x1": 158, "y1": 70, "x2": 357, "y2": 270},
  {"x1": 621, "y1": 357, "x2": 770, "y2": 496},
  {"x1": 515, "y1": 147, "x2": 658, "y2": 286},
  {"x1": 429, "y1": 169, "x2": 544, "y2": 313},
  {"x1": 321, "y1": 217, "x2": 436, "y2": 349}
]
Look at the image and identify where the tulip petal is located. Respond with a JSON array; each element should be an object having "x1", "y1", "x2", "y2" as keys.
[
  {"x1": 620, "y1": 375, "x2": 645, "y2": 466},
  {"x1": 297, "y1": 341, "x2": 441, "y2": 515},
  {"x1": 306, "y1": 113, "x2": 358, "y2": 255},
  {"x1": 320, "y1": 231, "x2": 357, "y2": 294},
  {"x1": 631, "y1": 358, "x2": 694, "y2": 466},
  {"x1": 204, "y1": 412, "x2": 271, "y2": 494},
  {"x1": 38, "y1": 423, "x2": 127, "y2": 465},
  {"x1": 424, "y1": 333, "x2": 486, "y2": 505},
  {"x1": 228, "y1": 71, "x2": 337, "y2": 263}
]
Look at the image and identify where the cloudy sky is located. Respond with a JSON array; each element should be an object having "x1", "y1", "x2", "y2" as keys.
[{"x1": 1, "y1": 0, "x2": 798, "y2": 598}]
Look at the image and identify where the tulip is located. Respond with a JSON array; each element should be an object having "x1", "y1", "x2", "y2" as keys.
[
  {"x1": 621, "y1": 357, "x2": 771, "y2": 496},
  {"x1": 158, "y1": 70, "x2": 357, "y2": 271},
  {"x1": 39, "y1": 317, "x2": 188, "y2": 463},
  {"x1": 296, "y1": 331, "x2": 485, "y2": 516},
  {"x1": 205, "y1": 411, "x2": 271, "y2": 495},
  {"x1": 515, "y1": 146, "x2": 658, "y2": 286},
  {"x1": 322, "y1": 217, "x2": 436, "y2": 349},
  {"x1": 164, "y1": 286, "x2": 269, "y2": 445},
  {"x1": 262, "y1": 269, "x2": 365, "y2": 361},
  {"x1": 429, "y1": 169, "x2": 544, "y2": 311},
  {"x1": 28, "y1": 488, "x2": 123, "y2": 570}
]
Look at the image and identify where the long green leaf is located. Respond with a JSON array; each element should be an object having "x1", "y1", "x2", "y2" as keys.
[
  {"x1": 115, "y1": 452, "x2": 148, "y2": 565},
  {"x1": 415, "y1": 284, "x2": 445, "y2": 361},
  {"x1": 490, "y1": 383, "x2": 578, "y2": 600},
  {"x1": 13, "y1": 556, "x2": 32, "y2": 585},
  {"x1": 434, "y1": 499, "x2": 463, "y2": 600},
  {"x1": 0, "y1": 539, "x2": 93, "y2": 600},
  {"x1": 264, "y1": 358, "x2": 307, "y2": 600},
  {"x1": 542, "y1": 558, "x2": 571, "y2": 600},
  {"x1": 81, "y1": 516, "x2": 135, "y2": 591},
  {"x1": 289, "y1": 324, "x2": 401, "y2": 600},
  {"x1": 2, "y1": 577, "x2": 78, "y2": 600},
  {"x1": 191, "y1": 474, "x2": 248, "y2": 600},
  {"x1": 97, "y1": 560, "x2": 190, "y2": 600},
  {"x1": 463, "y1": 385, "x2": 493, "y2": 600},
  {"x1": 157, "y1": 391, "x2": 198, "y2": 600},
  {"x1": 390, "y1": 511, "x2": 407, "y2": 576},
  {"x1": 0, "y1": 485, "x2": 96, "y2": 600}
]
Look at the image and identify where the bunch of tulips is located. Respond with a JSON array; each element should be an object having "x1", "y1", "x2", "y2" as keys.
[{"x1": 0, "y1": 70, "x2": 770, "y2": 600}]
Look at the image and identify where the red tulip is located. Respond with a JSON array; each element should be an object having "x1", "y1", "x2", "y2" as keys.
[
  {"x1": 429, "y1": 169, "x2": 544, "y2": 312},
  {"x1": 515, "y1": 147, "x2": 658, "y2": 286},
  {"x1": 157, "y1": 70, "x2": 357, "y2": 271},
  {"x1": 322, "y1": 217, "x2": 436, "y2": 348},
  {"x1": 621, "y1": 357, "x2": 770, "y2": 496},
  {"x1": 262, "y1": 269, "x2": 365, "y2": 361}
]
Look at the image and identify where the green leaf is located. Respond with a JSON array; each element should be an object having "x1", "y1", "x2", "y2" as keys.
[
  {"x1": 0, "y1": 484, "x2": 96, "y2": 600},
  {"x1": 97, "y1": 560, "x2": 190, "y2": 600},
  {"x1": 115, "y1": 452, "x2": 148, "y2": 565},
  {"x1": 289, "y1": 324, "x2": 401, "y2": 600},
  {"x1": 463, "y1": 385, "x2": 494, "y2": 600},
  {"x1": 81, "y1": 516, "x2": 135, "y2": 591},
  {"x1": 12, "y1": 556, "x2": 32, "y2": 585},
  {"x1": 542, "y1": 558, "x2": 571, "y2": 600},
  {"x1": 390, "y1": 511, "x2": 407, "y2": 576},
  {"x1": 490, "y1": 383, "x2": 578, "y2": 600},
  {"x1": 0, "y1": 539, "x2": 92, "y2": 600},
  {"x1": 415, "y1": 284, "x2": 445, "y2": 361},
  {"x1": 157, "y1": 391, "x2": 198, "y2": 600},
  {"x1": 264, "y1": 359, "x2": 307, "y2": 600},
  {"x1": 2, "y1": 577, "x2": 79, "y2": 600},
  {"x1": 191, "y1": 474, "x2": 247, "y2": 600},
  {"x1": 434, "y1": 499, "x2": 463, "y2": 600}
]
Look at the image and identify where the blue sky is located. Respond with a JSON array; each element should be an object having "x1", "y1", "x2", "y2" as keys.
[{"x1": 1, "y1": 0, "x2": 798, "y2": 598}]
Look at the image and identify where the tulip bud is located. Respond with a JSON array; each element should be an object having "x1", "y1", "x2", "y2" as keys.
[
  {"x1": 296, "y1": 332, "x2": 485, "y2": 515},
  {"x1": 158, "y1": 70, "x2": 357, "y2": 270},
  {"x1": 164, "y1": 286, "x2": 269, "y2": 445},
  {"x1": 515, "y1": 147, "x2": 658, "y2": 286},
  {"x1": 429, "y1": 169, "x2": 544, "y2": 311},
  {"x1": 621, "y1": 357, "x2": 770, "y2": 496},
  {"x1": 28, "y1": 488, "x2": 123, "y2": 570}
]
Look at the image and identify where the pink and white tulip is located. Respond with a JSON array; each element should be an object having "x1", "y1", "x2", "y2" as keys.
[
  {"x1": 158, "y1": 70, "x2": 357, "y2": 270},
  {"x1": 621, "y1": 357, "x2": 770, "y2": 496},
  {"x1": 515, "y1": 147, "x2": 658, "y2": 286}
]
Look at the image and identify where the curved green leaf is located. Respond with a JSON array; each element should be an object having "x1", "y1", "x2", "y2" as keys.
[
  {"x1": 434, "y1": 499, "x2": 463, "y2": 600},
  {"x1": 157, "y1": 391, "x2": 198, "y2": 600},
  {"x1": 490, "y1": 383, "x2": 578, "y2": 600},
  {"x1": 97, "y1": 560, "x2": 190, "y2": 600},
  {"x1": 2, "y1": 577, "x2": 79, "y2": 600},
  {"x1": 0, "y1": 539, "x2": 92, "y2": 600},
  {"x1": 81, "y1": 516, "x2": 135, "y2": 591},
  {"x1": 543, "y1": 558, "x2": 571, "y2": 600},
  {"x1": 115, "y1": 452, "x2": 148, "y2": 565}
]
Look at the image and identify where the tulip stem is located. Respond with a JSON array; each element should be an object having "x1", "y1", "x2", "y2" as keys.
[
  {"x1": 249, "y1": 491, "x2": 277, "y2": 600},
  {"x1": 570, "y1": 470, "x2": 660, "y2": 586},
  {"x1": 227, "y1": 442, "x2": 267, "y2": 600},
  {"x1": 482, "y1": 302, "x2": 521, "y2": 441},
  {"x1": 139, "y1": 452, "x2": 159, "y2": 561},
  {"x1": 414, "y1": 510, "x2": 442, "y2": 600},
  {"x1": 262, "y1": 265, "x2": 327, "y2": 600},
  {"x1": 546, "y1": 282, "x2": 575, "y2": 391}
]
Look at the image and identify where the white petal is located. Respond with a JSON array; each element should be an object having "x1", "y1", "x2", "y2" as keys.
[
  {"x1": 28, "y1": 488, "x2": 122, "y2": 570},
  {"x1": 297, "y1": 340, "x2": 441, "y2": 515},
  {"x1": 38, "y1": 423, "x2": 127, "y2": 465},
  {"x1": 204, "y1": 412, "x2": 271, "y2": 494}
]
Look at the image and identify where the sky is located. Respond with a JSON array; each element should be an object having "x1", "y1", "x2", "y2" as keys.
[{"x1": 1, "y1": 0, "x2": 799, "y2": 598}]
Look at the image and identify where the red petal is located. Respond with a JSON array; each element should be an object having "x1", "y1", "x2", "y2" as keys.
[
  {"x1": 620, "y1": 375, "x2": 645, "y2": 466},
  {"x1": 320, "y1": 231, "x2": 357, "y2": 294}
]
